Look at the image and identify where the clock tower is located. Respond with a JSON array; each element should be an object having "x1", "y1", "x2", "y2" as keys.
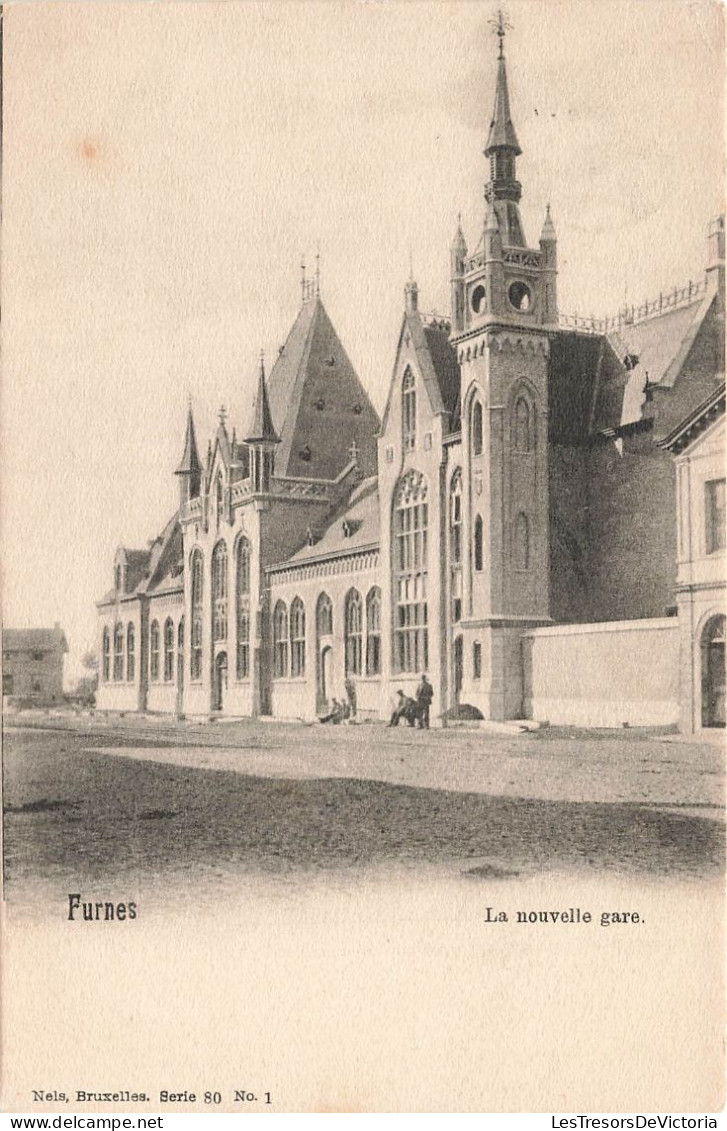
[{"x1": 449, "y1": 17, "x2": 558, "y2": 720}]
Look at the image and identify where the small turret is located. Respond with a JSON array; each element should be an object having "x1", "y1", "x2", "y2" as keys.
[
  {"x1": 450, "y1": 218, "x2": 468, "y2": 332},
  {"x1": 707, "y1": 215, "x2": 725, "y2": 294},
  {"x1": 175, "y1": 402, "x2": 202, "y2": 509},
  {"x1": 246, "y1": 351, "x2": 279, "y2": 494},
  {"x1": 539, "y1": 204, "x2": 558, "y2": 324},
  {"x1": 404, "y1": 273, "x2": 419, "y2": 315}
]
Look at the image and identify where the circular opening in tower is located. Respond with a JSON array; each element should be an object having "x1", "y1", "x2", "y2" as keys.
[
  {"x1": 508, "y1": 281, "x2": 532, "y2": 312},
  {"x1": 471, "y1": 285, "x2": 486, "y2": 314}
]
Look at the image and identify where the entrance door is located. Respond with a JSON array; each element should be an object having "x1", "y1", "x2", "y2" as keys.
[
  {"x1": 176, "y1": 618, "x2": 184, "y2": 716},
  {"x1": 453, "y1": 636, "x2": 463, "y2": 706},
  {"x1": 318, "y1": 645, "x2": 332, "y2": 712},
  {"x1": 702, "y1": 616, "x2": 726, "y2": 728},
  {"x1": 214, "y1": 651, "x2": 228, "y2": 713}
]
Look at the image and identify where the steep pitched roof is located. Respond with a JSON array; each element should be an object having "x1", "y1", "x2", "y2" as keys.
[
  {"x1": 141, "y1": 514, "x2": 183, "y2": 595},
  {"x1": 3, "y1": 627, "x2": 68, "y2": 654},
  {"x1": 276, "y1": 476, "x2": 380, "y2": 567},
  {"x1": 265, "y1": 296, "x2": 379, "y2": 480}
]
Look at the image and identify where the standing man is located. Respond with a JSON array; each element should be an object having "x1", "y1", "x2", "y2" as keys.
[{"x1": 415, "y1": 674, "x2": 433, "y2": 729}]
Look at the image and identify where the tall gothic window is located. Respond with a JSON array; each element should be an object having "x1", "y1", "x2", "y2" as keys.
[
  {"x1": 472, "y1": 399, "x2": 484, "y2": 456},
  {"x1": 190, "y1": 549, "x2": 203, "y2": 681},
  {"x1": 163, "y1": 617, "x2": 174, "y2": 682},
  {"x1": 212, "y1": 541, "x2": 228, "y2": 642},
  {"x1": 474, "y1": 515, "x2": 484, "y2": 572},
  {"x1": 345, "y1": 589, "x2": 363, "y2": 676},
  {"x1": 150, "y1": 620, "x2": 160, "y2": 681},
  {"x1": 290, "y1": 597, "x2": 306, "y2": 678},
  {"x1": 394, "y1": 470, "x2": 428, "y2": 673},
  {"x1": 273, "y1": 601, "x2": 288, "y2": 678},
  {"x1": 514, "y1": 397, "x2": 531, "y2": 453},
  {"x1": 126, "y1": 623, "x2": 135, "y2": 683},
  {"x1": 366, "y1": 587, "x2": 382, "y2": 676},
  {"x1": 402, "y1": 367, "x2": 416, "y2": 451},
  {"x1": 113, "y1": 622, "x2": 124, "y2": 681},
  {"x1": 514, "y1": 512, "x2": 530, "y2": 570},
  {"x1": 316, "y1": 592, "x2": 333, "y2": 637},
  {"x1": 102, "y1": 628, "x2": 110, "y2": 682},
  {"x1": 236, "y1": 537, "x2": 251, "y2": 680}
]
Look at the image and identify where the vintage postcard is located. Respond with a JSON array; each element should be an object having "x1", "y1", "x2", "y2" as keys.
[{"x1": 1, "y1": 0, "x2": 724, "y2": 1115}]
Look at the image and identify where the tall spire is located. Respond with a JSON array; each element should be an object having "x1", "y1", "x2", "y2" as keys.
[
  {"x1": 485, "y1": 12, "x2": 521, "y2": 157},
  {"x1": 483, "y1": 12, "x2": 525, "y2": 246},
  {"x1": 246, "y1": 351, "x2": 279, "y2": 444}
]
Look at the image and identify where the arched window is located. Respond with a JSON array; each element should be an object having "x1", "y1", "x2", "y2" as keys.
[
  {"x1": 215, "y1": 473, "x2": 224, "y2": 526},
  {"x1": 290, "y1": 597, "x2": 306, "y2": 678},
  {"x1": 472, "y1": 399, "x2": 484, "y2": 456},
  {"x1": 177, "y1": 618, "x2": 184, "y2": 679},
  {"x1": 366, "y1": 587, "x2": 382, "y2": 675},
  {"x1": 345, "y1": 589, "x2": 363, "y2": 676},
  {"x1": 450, "y1": 469, "x2": 462, "y2": 565},
  {"x1": 394, "y1": 470, "x2": 428, "y2": 672},
  {"x1": 316, "y1": 592, "x2": 333, "y2": 637},
  {"x1": 514, "y1": 396, "x2": 531, "y2": 453},
  {"x1": 212, "y1": 541, "x2": 228, "y2": 642},
  {"x1": 163, "y1": 617, "x2": 175, "y2": 682},
  {"x1": 126, "y1": 623, "x2": 135, "y2": 683},
  {"x1": 113, "y1": 623, "x2": 124, "y2": 681},
  {"x1": 402, "y1": 367, "x2": 416, "y2": 451},
  {"x1": 514, "y1": 512, "x2": 530, "y2": 570},
  {"x1": 273, "y1": 601, "x2": 288, "y2": 678},
  {"x1": 190, "y1": 549, "x2": 203, "y2": 681},
  {"x1": 102, "y1": 628, "x2": 110, "y2": 682},
  {"x1": 236, "y1": 537, "x2": 250, "y2": 596},
  {"x1": 473, "y1": 640, "x2": 482, "y2": 680},
  {"x1": 474, "y1": 515, "x2": 484, "y2": 572},
  {"x1": 150, "y1": 620, "x2": 160, "y2": 681},
  {"x1": 236, "y1": 537, "x2": 251, "y2": 680},
  {"x1": 115, "y1": 564, "x2": 122, "y2": 592}
]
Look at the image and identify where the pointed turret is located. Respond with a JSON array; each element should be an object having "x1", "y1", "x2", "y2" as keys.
[
  {"x1": 246, "y1": 352, "x2": 279, "y2": 494},
  {"x1": 483, "y1": 24, "x2": 525, "y2": 247},
  {"x1": 405, "y1": 272, "x2": 419, "y2": 315},
  {"x1": 246, "y1": 353, "x2": 279, "y2": 445},
  {"x1": 450, "y1": 217, "x2": 468, "y2": 332},
  {"x1": 175, "y1": 402, "x2": 202, "y2": 508},
  {"x1": 539, "y1": 204, "x2": 558, "y2": 324}
]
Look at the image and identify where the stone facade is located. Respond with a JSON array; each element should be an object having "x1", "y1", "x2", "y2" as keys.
[{"x1": 96, "y1": 37, "x2": 725, "y2": 729}]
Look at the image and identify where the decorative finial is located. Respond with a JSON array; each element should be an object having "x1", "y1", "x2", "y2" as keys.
[
  {"x1": 408, "y1": 245, "x2": 415, "y2": 283},
  {"x1": 219, "y1": 405, "x2": 227, "y2": 426},
  {"x1": 349, "y1": 439, "x2": 360, "y2": 463},
  {"x1": 260, "y1": 347, "x2": 265, "y2": 372},
  {"x1": 301, "y1": 255, "x2": 306, "y2": 303},
  {"x1": 315, "y1": 242, "x2": 321, "y2": 297},
  {"x1": 489, "y1": 8, "x2": 512, "y2": 58},
  {"x1": 187, "y1": 391, "x2": 193, "y2": 412}
]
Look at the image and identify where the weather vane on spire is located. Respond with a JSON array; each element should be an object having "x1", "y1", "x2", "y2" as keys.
[{"x1": 489, "y1": 9, "x2": 512, "y2": 58}]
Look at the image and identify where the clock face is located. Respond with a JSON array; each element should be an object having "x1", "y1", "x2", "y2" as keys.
[
  {"x1": 508, "y1": 280, "x2": 532, "y2": 312},
  {"x1": 471, "y1": 284, "x2": 486, "y2": 314}
]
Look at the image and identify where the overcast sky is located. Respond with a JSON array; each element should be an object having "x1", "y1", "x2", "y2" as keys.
[{"x1": 2, "y1": 0, "x2": 724, "y2": 683}]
